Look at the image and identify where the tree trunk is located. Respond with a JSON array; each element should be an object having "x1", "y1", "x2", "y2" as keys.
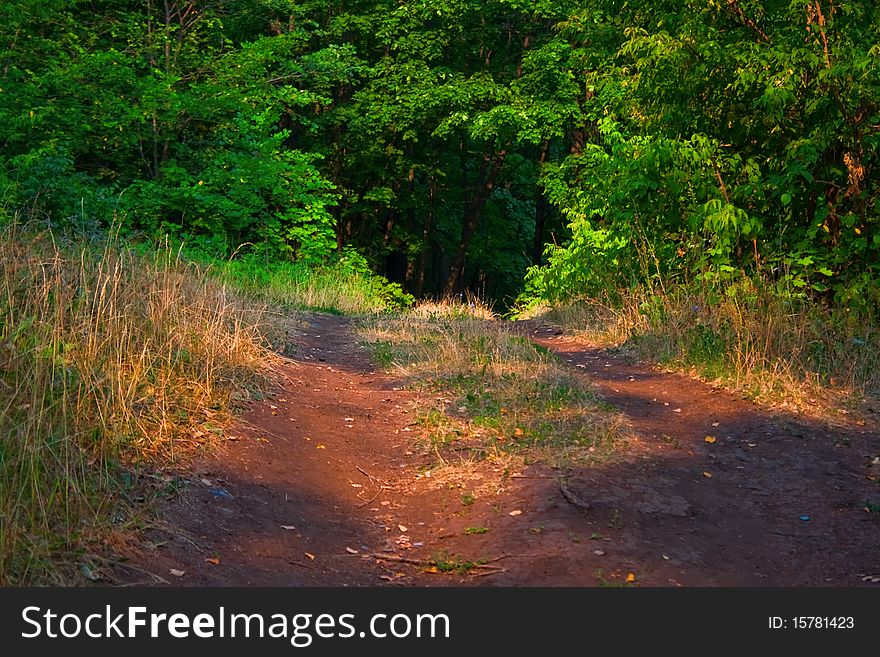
[
  {"x1": 442, "y1": 149, "x2": 507, "y2": 297},
  {"x1": 413, "y1": 178, "x2": 436, "y2": 297},
  {"x1": 532, "y1": 140, "x2": 551, "y2": 264}
]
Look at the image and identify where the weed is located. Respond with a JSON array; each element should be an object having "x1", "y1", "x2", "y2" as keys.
[
  {"x1": 594, "y1": 569, "x2": 630, "y2": 588},
  {"x1": 431, "y1": 551, "x2": 485, "y2": 574},
  {"x1": 607, "y1": 509, "x2": 622, "y2": 529},
  {"x1": 464, "y1": 526, "x2": 489, "y2": 535}
]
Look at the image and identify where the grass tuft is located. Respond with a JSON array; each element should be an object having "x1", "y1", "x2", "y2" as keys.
[{"x1": 358, "y1": 309, "x2": 629, "y2": 468}]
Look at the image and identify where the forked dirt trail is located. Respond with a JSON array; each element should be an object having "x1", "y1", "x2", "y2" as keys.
[{"x1": 137, "y1": 314, "x2": 880, "y2": 586}]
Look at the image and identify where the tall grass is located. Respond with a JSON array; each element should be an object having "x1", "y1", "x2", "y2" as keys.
[
  {"x1": 521, "y1": 280, "x2": 880, "y2": 418},
  {"x1": 206, "y1": 255, "x2": 413, "y2": 315},
  {"x1": 0, "y1": 224, "x2": 271, "y2": 584}
]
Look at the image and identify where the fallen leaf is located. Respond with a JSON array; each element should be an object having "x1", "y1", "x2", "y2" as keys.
[
  {"x1": 280, "y1": 525, "x2": 296, "y2": 530},
  {"x1": 593, "y1": 549, "x2": 605, "y2": 556},
  {"x1": 398, "y1": 524, "x2": 408, "y2": 532},
  {"x1": 509, "y1": 510, "x2": 522, "y2": 516},
  {"x1": 316, "y1": 444, "x2": 326, "y2": 450},
  {"x1": 513, "y1": 427, "x2": 524, "y2": 437},
  {"x1": 169, "y1": 569, "x2": 185, "y2": 577},
  {"x1": 424, "y1": 566, "x2": 438, "y2": 574},
  {"x1": 626, "y1": 573, "x2": 636, "y2": 583},
  {"x1": 344, "y1": 417, "x2": 355, "y2": 422},
  {"x1": 345, "y1": 547, "x2": 359, "y2": 555},
  {"x1": 711, "y1": 422, "x2": 720, "y2": 427},
  {"x1": 673, "y1": 408, "x2": 682, "y2": 413},
  {"x1": 705, "y1": 435, "x2": 716, "y2": 444},
  {"x1": 304, "y1": 552, "x2": 316, "y2": 561},
  {"x1": 205, "y1": 557, "x2": 220, "y2": 565},
  {"x1": 703, "y1": 471, "x2": 713, "y2": 478}
]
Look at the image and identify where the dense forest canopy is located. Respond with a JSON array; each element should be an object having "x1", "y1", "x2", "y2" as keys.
[{"x1": 1, "y1": 0, "x2": 878, "y2": 310}]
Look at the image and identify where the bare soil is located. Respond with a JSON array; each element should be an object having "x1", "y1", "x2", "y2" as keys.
[{"x1": 128, "y1": 314, "x2": 880, "y2": 587}]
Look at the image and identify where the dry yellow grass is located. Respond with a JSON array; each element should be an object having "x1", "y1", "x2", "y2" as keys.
[
  {"x1": 521, "y1": 284, "x2": 880, "y2": 421},
  {"x1": 407, "y1": 294, "x2": 497, "y2": 321},
  {"x1": 0, "y1": 223, "x2": 273, "y2": 584}
]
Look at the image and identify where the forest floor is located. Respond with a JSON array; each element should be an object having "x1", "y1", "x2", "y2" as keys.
[{"x1": 126, "y1": 313, "x2": 880, "y2": 586}]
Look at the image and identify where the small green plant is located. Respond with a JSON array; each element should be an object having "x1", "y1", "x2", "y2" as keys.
[
  {"x1": 464, "y1": 526, "x2": 489, "y2": 535},
  {"x1": 461, "y1": 492, "x2": 476, "y2": 506},
  {"x1": 607, "y1": 509, "x2": 622, "y2": 529},
  {"x1": 594, "y1": 569, "x2": 630, "y2": 588},
  {"x1": 431, "y1": 552, "x2": 484, "y2": 574}
]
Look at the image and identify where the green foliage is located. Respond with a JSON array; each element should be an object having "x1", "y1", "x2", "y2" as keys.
[
  {"x1": 519, "y1": 0, "x2": 880, "y2": 314},
  {"x1": 1, "y1": 0, "x2": 877, "y2": 315}
]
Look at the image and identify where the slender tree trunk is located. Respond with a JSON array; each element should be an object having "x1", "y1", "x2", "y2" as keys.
[
  {"x1": 442, "y1": 149, "x2": 507, "y2": 296},
  {"x1": 383, "y1": 207, "x2": 395, "y2": 246},
  {"x1": 532, "y1": 140, "x2": 550, "y2": 264},
  {"x1": 413, "y1": 177, "x2": 435, "y2": 297}
]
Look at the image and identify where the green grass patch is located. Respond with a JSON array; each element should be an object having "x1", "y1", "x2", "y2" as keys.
[
  {"x1": 464, "y1": 526, "x2": 490, "y2": 535},
  {"x1": 358, "y1": 312, "x2": 629, "y2": 467},
  {"x1": 173, "y1": 243, "x2": 414, "y2": 316}
]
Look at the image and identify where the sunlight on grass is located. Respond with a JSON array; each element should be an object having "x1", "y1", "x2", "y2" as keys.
[
  {"x1": 0, "y1": 223, "x2": 273, "y2": 584},
  {"x1": 521, "y1": 285, "x2": 880, "y2": 421},
  {"x1": 358, "y1": 308, "x2": 630, "y2": 470}
]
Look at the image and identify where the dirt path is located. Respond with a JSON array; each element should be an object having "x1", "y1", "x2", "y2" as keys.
[{"x1": 132, "y1": 315, "x2": 880, "y2": 586}]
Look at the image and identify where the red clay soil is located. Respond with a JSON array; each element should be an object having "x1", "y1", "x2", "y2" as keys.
[{"x1": 128, "y1": 314, "x2": 880, "y2": 587}]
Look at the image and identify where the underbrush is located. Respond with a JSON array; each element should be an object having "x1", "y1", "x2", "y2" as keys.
[
  {"x1": 0, "y1": 224, "x2": 272, "y2": 584},
  {"x1": 359, "y1": 305, "x2": 629, "y2": 469}
]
